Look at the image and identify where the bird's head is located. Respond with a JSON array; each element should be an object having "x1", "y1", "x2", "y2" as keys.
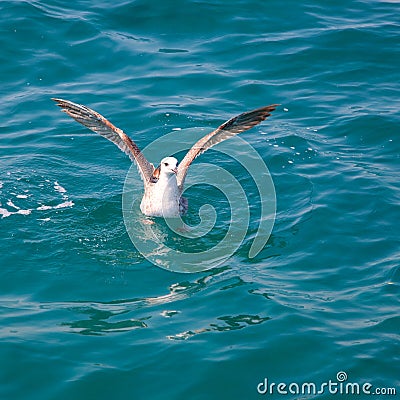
[
  {"x1": 160, "y1": 157, "x2": 178, "y2": 175},
  {"x1": 151, "y1": 157, "x2": 178, "y2": 182}
]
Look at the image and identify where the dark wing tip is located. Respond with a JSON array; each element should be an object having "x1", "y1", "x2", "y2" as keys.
[
  {"x1": 52, "y1": 98, "x2": 81, "y2": 111},
  {"x1": 218, "y1": 103, "x2": 280, "y2": 133},
  {"x1": 52, "y1": 98, "x2": 68, "y2": 107},
  {"x1": 255, "y1": 103, "x2": 280, "y2": 122},
  {"x1": 250, "y1": 104, "x2": 280, "y2": 120},
  {"x1": 52, "y1": 98, "x2": 76, "y2": 114}
]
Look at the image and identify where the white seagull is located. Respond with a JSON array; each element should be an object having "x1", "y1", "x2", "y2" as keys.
[{"x1": 53, "y1": 99, "x2": 278, "y2": 217}]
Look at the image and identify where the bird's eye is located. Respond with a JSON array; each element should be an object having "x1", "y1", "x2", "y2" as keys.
[{"x1": 164, "y1": 162, "x2": 169, "y2": 167}]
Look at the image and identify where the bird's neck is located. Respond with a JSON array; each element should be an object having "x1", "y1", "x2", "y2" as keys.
[{"x1": 157, "y1": 173, "x2": 178, "y2": 191}]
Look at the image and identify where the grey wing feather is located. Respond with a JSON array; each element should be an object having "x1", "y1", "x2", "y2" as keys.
[
  {"x1": 176, "y1": 104, "x2": 279, "y2": 192},
  {"x1": 52, "y1": 98, "x2": 154, "y2": 183}
]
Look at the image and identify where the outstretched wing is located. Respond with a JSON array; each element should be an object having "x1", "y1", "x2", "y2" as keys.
[
  {"x1": 52, "y1": 98, "x2": 154, "y2": 183},
  {"x1": 176, "y1": 104, "x2": 279, "y2": 192}
]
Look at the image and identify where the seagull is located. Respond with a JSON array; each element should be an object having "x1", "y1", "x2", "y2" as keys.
[{"x1": 52, "y1": 99, "x2": 278, "y2": 217}]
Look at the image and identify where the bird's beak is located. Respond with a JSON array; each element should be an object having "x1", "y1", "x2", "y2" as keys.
[{"x1": 172, "y1": 167, "x2": 178, "y2": 174}]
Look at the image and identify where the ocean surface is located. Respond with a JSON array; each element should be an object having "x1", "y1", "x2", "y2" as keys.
[{"x1": 1, "y1": 0, "x2": 399, "y2": 399}]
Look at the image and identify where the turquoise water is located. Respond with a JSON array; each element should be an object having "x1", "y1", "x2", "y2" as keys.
[{"x1": 1, "y1": 0, "x2": 399, "y2": 399}]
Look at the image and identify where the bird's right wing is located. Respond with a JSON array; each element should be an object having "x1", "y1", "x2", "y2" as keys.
[
  {"x1": 52, "y1": 98, "x2": 154, "y2": 183},
  {"x1": 176, "y1": 104, "x2": 278, "y2": 192}
]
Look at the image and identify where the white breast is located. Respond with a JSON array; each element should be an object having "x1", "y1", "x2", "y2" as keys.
[{"x1": 140, "y1": 175, "x2": 181, "y2": 217}]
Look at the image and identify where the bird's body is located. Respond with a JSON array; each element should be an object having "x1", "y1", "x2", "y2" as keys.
[
  {"x1": 53, "y1": 98, "x2": 278, "y2": 217},
  {"x1": 140, "y1": 156, "x2": 183, "y2": 217}
]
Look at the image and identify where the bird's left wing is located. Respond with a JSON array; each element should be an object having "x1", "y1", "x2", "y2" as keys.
[
  {"x1": 52, "y1": 98, "x2": 154, "y2": 183},
  {"x1": 176, "y1": 104, "x2": 278, "y2": 192}
]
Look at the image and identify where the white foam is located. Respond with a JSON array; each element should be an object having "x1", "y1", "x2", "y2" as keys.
[
  {"x1": 0, "y1": 207, "x2": 12, "y2": 218},
  {"x1": 7, "y1": 200, "x2": 19, "y2": 210},
  {"x1": 17, "y1": 209, "x2": 31, "y2": 215},
  {"x1": 54, "y1": 201, "x2": 74, "y2": 209},
  {"x1": 37, "y1": 205, "x2": 53, "y2": 211},
  {"x1": 37, "y1": 201, "x2": 74, "y2": 211},
  {"x1": 0, "y1": 177, "x2": 73, "y2": 218},
  {"x1": 0, "y1": 207, "x2": 31, "y2": 218},
  {"x1": 54, "y1": 181, "x2": 67, "y2": 194}
]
